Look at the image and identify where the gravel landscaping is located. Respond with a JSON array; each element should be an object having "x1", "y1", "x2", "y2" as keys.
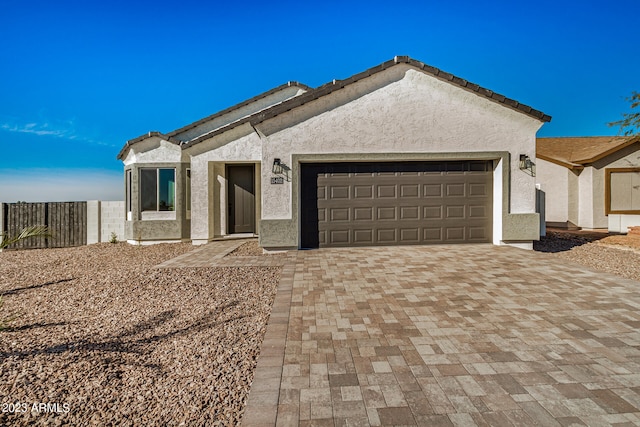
[
  {"x1": 535, "y1": 230, "x2": 640, "y2": 281},
  {"x1": 0, "y1": 243, "x2": 280, "y2": 426},
  {"x1": 2, "y1": 232, "x2": 640, "y2": 425}
]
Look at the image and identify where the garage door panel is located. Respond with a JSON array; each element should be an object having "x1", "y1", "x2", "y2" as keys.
[
  {"x1": 400, "y1": 228, "x2": 420, "y2": 242},
  {"x1": 354, "y1": 229, "x2": 373, "y2": 243},
  {"x1": 330, "y1": 230, "x2": 350, "y2": 244},
  {"x1": 446, "y1": 183, "x2": 465, "y2": 197},
  {"x1": 354, "y1": 185, "x2": 373, "y2": 198},
  {"x1": 468, "y1": 227, "x2": 489, "y2": 240},
  {"x1": 469, "y1": 205, "x2": 489, "y2": 219},
  {"x1": 318, "y1": 208, "x2": 326, "y2": 222},
  {"x1": 446, "y1": 206, "x2": 465, "y2": 219},
  {"x1": 377, "y1": 229, "x2": 397, "y2": 242},
  {"x1": 400, "y1": 206, "x2": 419, "y2": 219},
  {"x1": 330, "y1": 208, "x2": 349, "y2": 221},
  {"x1": 318, "y1": 230, "x2": 327, "y2": 245},
  {"x1": 469, "y1": 183, "x2": 488, "y2": 196},
  {"x1": 377, "y1": 207, "x2": 397, "y2": 220},
  {"x1": 446, "y1": 227, "x2": 465, "y2": 240},
  {"x1": 423, "y1": 206, "x2": 443, "y2": 219},
  {"x1": 424, "y1": 228, "x2": 443, "y2": 241},
  {"x1": 424, "y1": 184, "x2": 443, "y2": 197},
  {"x1": 301, "y1": 161, "x2": 493, "y2": 248},
  {"x1": 400, "y1": 184, "x2": 419, "y2": 197},
  {"x1": 317, "y1": 187, "x2": 326, "y2": 200},
  {"x1": 377, "y1": 185, "x2": 397, "y2": 198},
  {"x1": 330, "y1": 186, "x2": 350, "y2": 199},
  {"x1": 354, "y1": 207, "x2": 373, "y2": 221}
]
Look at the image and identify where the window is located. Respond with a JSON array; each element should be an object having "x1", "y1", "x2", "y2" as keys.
[
  {"x1": 606, "y1": 168, "x2": 640, "y2": 214},
  {"x1": 186, "y1": 169, "x2": 191, "y2": 212},
  {"x1": 126, "y1": 169, "x2": 132, "y2": 220},
  {"x1": 140, "y1": 168, "x2": 175, "y2": 212}
]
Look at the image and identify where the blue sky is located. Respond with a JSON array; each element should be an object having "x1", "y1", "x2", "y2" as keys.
[{"x1": 1, "y1": 0, "x2": 638, "y2": 202}]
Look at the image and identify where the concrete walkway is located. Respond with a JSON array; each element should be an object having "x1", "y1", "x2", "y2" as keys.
[{"x1": 242, "y1": 244, "x2": 640, "y2": 426}]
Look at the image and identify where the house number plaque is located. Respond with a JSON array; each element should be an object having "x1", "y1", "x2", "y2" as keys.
[{"x1": 271, "y1": 177, "x2": 284, "y2": 184}]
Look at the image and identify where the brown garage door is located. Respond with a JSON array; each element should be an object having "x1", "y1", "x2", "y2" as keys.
[{"x1": 300, "y1": 161, "x2": 493, "y2": 248}]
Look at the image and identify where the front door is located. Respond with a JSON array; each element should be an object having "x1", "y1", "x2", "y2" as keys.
[{"x1": 227, "y1": 165, "x2": 255, "y2": 234}]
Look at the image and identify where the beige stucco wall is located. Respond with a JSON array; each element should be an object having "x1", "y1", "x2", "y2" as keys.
[
  {"x1": 257, "y1": 65, "x2": 544, "y2": 246},
  {"x1": 536, "y1": 159, "x2": 570, "y2": 224},
  {"x1": 578, "y1": 167, "x2": 596, "y2": 228}
]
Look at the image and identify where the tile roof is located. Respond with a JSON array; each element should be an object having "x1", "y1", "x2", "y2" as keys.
[
  {"x1": 249, "y1": 56, "x2": 551, "y2": 128},
  {"x1": 166, "y1": 81, "x2": 311, "y2": 139},
  {"x1": 537, "y1": 136, "x2": 640, "y2": 169},
  {"x1": 118, "y1": 56, "x2": 551, "y2": 157}
]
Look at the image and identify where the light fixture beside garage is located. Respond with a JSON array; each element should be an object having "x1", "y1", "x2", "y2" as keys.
[
  {"x1": 271, "y1": 158, "x2": 291, "y2": 182},
  {"x1": 519, "y1": 154, "x2": 536, "y2": 177},
  {"x1": 272, "y1": 158, "x2": 283, "y2": 175}
]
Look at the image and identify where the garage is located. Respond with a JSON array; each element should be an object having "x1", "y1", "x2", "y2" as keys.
[{"x1": 300, "y1": 161, "x2": 493, "y2": 248}]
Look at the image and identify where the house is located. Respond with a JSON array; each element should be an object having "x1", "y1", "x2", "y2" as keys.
[
  {"x1": 117, "y1": 56, "x2": 551, "y2": 250},
  {"x1": 536, "y1": 135, "x2": 640, "y2": 233}
]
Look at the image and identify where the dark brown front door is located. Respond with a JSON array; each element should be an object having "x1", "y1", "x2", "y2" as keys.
[
  {"x1": 228, "y1": 165, "x2": 255, "y2": 234},
  {"x1": 301, "y1": 161, "x2": 493, "y2": 248}
]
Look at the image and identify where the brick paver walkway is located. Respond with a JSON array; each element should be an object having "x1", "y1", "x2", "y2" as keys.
[{"x1": 243, "y1": 244, "x2": 640, "y2": 426}]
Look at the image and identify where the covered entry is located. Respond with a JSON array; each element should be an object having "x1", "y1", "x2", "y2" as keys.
[
  {"x1": 227, "y1": 164, "x2": 255, "y2": 234},
  {"x1": 300, "y1": 161, "x2": 493, "y2": 248}
]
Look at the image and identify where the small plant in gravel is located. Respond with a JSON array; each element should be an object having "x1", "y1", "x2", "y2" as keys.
[
  {"x1": 109, "y1": 232, "x2": 118, "y2": 244},
  {"x1": 0, "y1": 225, "x2": 51, "y2": 251}
]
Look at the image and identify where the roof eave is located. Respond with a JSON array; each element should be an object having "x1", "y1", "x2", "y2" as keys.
[
  {"x1": 536, "y1": 153, "x2": 583, "y2": 170},
  {"x1": 166, "y1": 81, "x2": 311, "y2": 139},
  {"x1": 574, "y1": 135, "x2": 640, "y2": 164}
]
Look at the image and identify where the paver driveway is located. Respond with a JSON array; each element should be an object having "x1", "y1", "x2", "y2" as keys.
[{"x1": 242, "y1": 244, "x2": 640, "y2": 426}]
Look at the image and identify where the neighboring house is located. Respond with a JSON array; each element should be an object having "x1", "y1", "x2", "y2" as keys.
[
  {"x1": 117, "y1": 56, "x2": 551, "y2": 250},
  {"x1": 536, "y1": 135, "x2": 640, "y2": 232}
]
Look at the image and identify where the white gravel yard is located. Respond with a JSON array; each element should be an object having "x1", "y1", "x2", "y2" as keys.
[{"x1": 0, "y1": 243, "x2": 280, "y2": 426}]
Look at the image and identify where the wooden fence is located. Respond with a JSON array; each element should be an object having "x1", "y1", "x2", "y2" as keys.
[{"x1": 1, "y1": 202, "x2": 87, "y2": 249}]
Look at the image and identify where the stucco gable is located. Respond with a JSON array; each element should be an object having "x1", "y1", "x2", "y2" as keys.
[
  {"x1": 120, "y1": 135, "x2": 184, "y2": 166},
  {"x1": 117, "y1": 131, "x2": 180, "y2": 161},
  {"x1": 251, "y1": 56, "x2": 551, "y2": 128}
]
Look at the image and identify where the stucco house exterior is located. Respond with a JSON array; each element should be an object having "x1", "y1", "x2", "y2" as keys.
[
  {"x1": 117, "y1": 56, "x2": 551, "y2": 250},
  {"x1": 536, "y1": 136, "x2": 640, "y2": 233}
]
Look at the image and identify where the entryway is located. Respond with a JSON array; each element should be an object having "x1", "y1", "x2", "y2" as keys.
[{"x1": 227, "y1": 164, "x2": 255, "y2": 234}]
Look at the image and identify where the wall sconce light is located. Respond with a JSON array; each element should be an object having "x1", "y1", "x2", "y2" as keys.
[
  {"x1": 519, "y1": 154, "x2": 536, "y2": 177},
  {"x1": 272, "y1": 158, "x2": 283, "y2": 175},
  {"x1": 271, "y1": 158, "x2": 291, "y2": 181}
]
